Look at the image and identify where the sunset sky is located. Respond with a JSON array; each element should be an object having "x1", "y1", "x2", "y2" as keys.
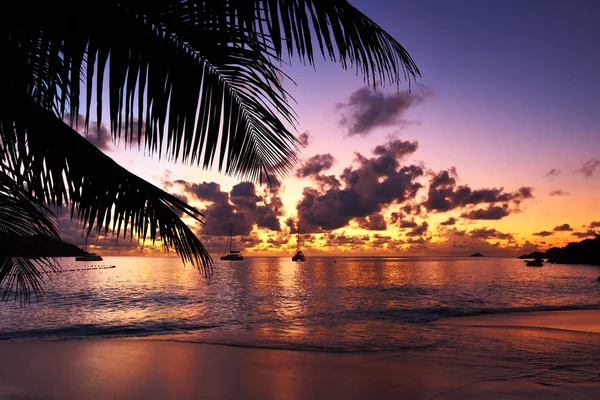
[{"x1": 66, "y1": 0, "x2": 600, "y2": 257}]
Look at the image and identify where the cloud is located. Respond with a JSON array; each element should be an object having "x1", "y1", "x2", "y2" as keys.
[
  {"x1": 439, "y1": 217, "x2": 457, "y2": 226},
  {"x1": 336, "y1": 87, "x2": 429, "y2": 135},
  {"x1": 356, "y1": 214, "x2": 387, "y2": 231},
  {"x1": 533, "y1": 231, "x2": 553, "y2": 237},
  {"x1": 545, "y1": 168, "x2": 561, "y2": 178},
  {"x1": 403, "y1": 228, "x2": 539, "y2": 257},
  {"x1": 553, "y1": 223, "x2": 573, "y2": 232},
  {"x1": 576, "y1": 158, "x2": 599, "y2": 177},
  {"x1": 549, "y1": 190, "x2": 570, "y2": 197},
  {"x1": 174, "y1": 180, "x2": 284, "y2": 236},
  {"x1": 297, "y1": 139, "x2": 423, "y2": 231},
  {"x1": 324, "y1": 233, "x2": 368, "y2": 247},
  {"x1": 422, "y1": 169, "x2": 533, "y2": 213},
  {"x1": 399, "y1": 219, "x2": 418, "y2": 229},
  {"x1": 469, "y1": 228, "x2": 514, "y2": 241},
  {"x1": 295, "y1": 154, "x2": 336, "y2": 178},
  {"x1": 572, "y1": 230, "x2": 598, "y2": 238},
  {"x1": 298, "y1": 131, "x2": 312, "y2": 147},
  {"x1": 460, "y1": 204, "x2": 511, "y2": 220},
  {"x1": 406, "y1": 222, "x2": 428, "y2": 237},
  {"x1": 590, "y1": 221, "x2": 600, "y2": 229}
]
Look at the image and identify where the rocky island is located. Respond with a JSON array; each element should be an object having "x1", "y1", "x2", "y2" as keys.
[{"x1": 518, "y1": 234, "x2": 599, "y2": 266}]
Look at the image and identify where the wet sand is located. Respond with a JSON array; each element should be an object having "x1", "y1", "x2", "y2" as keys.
[
  {"x1": 1, "y1": 310, "x2": 600, "y2": 399},
  {"x1": 437, "y1": 309, "x2": 600, "y2": 334}
]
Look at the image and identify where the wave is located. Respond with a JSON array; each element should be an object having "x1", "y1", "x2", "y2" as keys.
[
  {"x1": 370, "y1": 303, "x2": 600, "y2": 323},
  {"x1": 2, "y1": 304, "x2": 600, "y2": 349},
  {"x1": 0, "y1": 321, "x2": 221, "y2": 341}
]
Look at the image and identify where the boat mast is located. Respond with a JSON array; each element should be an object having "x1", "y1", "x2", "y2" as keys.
[
  {"x1": 297, "y1": 224, "x2": 300, "y2": 252},
  {"x1": 230, "y1": 224, "x2": 233, "y2": 253}
]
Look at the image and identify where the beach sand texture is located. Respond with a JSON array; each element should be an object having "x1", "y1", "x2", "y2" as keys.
[{"x1": 1, "y1": 310, "x2": 600, "y2": 399}]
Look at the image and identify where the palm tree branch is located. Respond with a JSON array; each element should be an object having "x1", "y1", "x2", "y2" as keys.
[{"x1": 1, "y1": 99, "x2": 211, "y2": 270}]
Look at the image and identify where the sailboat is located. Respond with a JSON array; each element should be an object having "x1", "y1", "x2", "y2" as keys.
[
  {"x1": 292, "y1": 225, "x2": 306, "y2": 262},
  {"x1": 220, "y1": 224, "x2": 244, "y2": 261}
]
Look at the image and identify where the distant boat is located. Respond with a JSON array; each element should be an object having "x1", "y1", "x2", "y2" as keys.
[
  {"x1": 292, "y1": 225, "x2": 306, "y2": 262},
  {"x1": 220, "y1": 224, "x2": 244, "y2": 261},
  {"x1": 76, "y1": 253, "x2": 103, "y2": 261}
]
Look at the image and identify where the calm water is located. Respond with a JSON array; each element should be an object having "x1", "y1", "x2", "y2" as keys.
[{"x1": 2, "y1": 256, "x2": 600, "y2": 384}]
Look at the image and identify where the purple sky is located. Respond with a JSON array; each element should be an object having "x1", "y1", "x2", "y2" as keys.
[{"x1": 77, "y1": 0, "x2": 600, "y2": 256}]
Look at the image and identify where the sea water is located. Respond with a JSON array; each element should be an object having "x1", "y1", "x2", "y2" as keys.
[{"x1": 1, "y1": 256, "x2": 600, "y2": 385}]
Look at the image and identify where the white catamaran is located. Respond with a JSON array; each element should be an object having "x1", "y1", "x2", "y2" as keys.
[{"x1": 221, "y1": 224, "x2": 244, "y2": 261}]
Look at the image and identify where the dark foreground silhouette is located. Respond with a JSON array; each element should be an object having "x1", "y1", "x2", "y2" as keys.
[
  {"x1": 0, "y1": 234, "x2": 86, "y2": 258},
  {"x1": 518, "y1": 234, "x2": 600, "y2": 266}
]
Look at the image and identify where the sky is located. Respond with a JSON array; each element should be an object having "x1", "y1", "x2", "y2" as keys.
[{"x1": 65, "y1": 0, "x2": 600, "y2": 257}]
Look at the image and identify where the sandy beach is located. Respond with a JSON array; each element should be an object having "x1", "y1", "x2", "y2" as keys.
[{"x1": 1, "y1": 310, "x2": 599, "y2": 400}]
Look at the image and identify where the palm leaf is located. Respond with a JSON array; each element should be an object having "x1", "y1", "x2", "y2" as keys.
[
  {"x1": 6, "y1": 0, "x2": 419, "y2": 183},
  {"x1": 0, "y1": 257, "x2": 58, "y2": 304},
  {"x1": 0, "y1": 173, "x2": 61, "y2": 301},
  {"x1": 0, "y1": 99, "x2": 211, "y2": 271}
]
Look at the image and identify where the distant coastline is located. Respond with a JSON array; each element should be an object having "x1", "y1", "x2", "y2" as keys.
[
  {"x1": 0, "y1": 234, "x2": 86, "y2": 257},
  {"x1": 518, "y1": 234, "x2": 600, "y2": 266}
]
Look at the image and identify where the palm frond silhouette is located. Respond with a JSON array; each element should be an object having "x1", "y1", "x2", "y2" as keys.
[{"x1": 0, "y1": 0, "x2": 419, "y2": 299}]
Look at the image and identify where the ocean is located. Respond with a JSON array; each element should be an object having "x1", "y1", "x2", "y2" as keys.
[{"x1": 2, "y1": 256, "x2": 600, "y2": 385}]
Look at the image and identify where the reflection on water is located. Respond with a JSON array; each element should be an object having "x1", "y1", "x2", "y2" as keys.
[
  {"x1": 0, "y1": 259, "x2": 599, "y2": 357},
  {"x1": 2, "y1": 256, "x2": 600, "y2": 384},
  {"x1": 1, "y1": 256, "x2": 600, "y2": 349}
]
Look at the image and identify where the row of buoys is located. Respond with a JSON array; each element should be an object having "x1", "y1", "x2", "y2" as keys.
[
  {"x1": 44, "y1": 265, "x2": 117, "y2": 273},
  {"x1": 5, "y1": 265, "x2": 117, "y2": 277}
]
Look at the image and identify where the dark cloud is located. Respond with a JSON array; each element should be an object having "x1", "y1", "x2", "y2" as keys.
[
  {"x1": 297, "y1": 139, "x2": 423, "y2": 231},
  {"x1": 469, "y1": 228, "x2": 514, "y2": 241},
  {"x1": 314, "y1": 174, "x2": 342, "y2": 190},
  {"x1": 175, "y1": 180, "x2": 284, "y2": 236},
  {"x1": 324, "y1": 233, "x2": 367, "y2": 247},
  {"x1": 545, "y1": 168, "x2": 561, "y2": 178},
  {"x1": 371, "y1": 234, "x2": 392, "y2": 246},
  {"x1": 295, "y1": 154, "x2": 336, "y2": 178},
  {"x1": 533, "y1": 231, "x2": 553, "y2": 237},
  {"x1": 439, "y1": 217, "x2": 457, "y2": 226},
  {"x1": 399, "y1": 219, "x2": 418, "y2": 229},
  {"x1": 406, "y1": 222, "x2": 428, "y2": 237},
  {"x1": 298, "y1": 131, "x2": 312, "y2": 147},
  {"x1": 460, "y1": 204, "x2": 511, "y2": 220},
  {"x1": 590, "y1": 221, "x2": 600, "y2": 229},
  {"x1": 230, "y1": 182, "x2": 261, "y2": 210},
  {"x1": 256, "y1": 186, "x2": 285, "y2": 231},
  {"x1": 576, "y1": 158, "x2": 599, "y2": 177},
  {"x1": 336, "y1": 87, "x2": 428, "y2": 136},
  {"x1": 553, "y1": 223, "x2": 573, "y2": 232},
  {"x1": 175, "y1": 181, "x2": 227, "y2": 203},
  {"x1": 356, "y1": 214, "x2": 387, "y2": 231},
  {"x1": 572, "y1": 230, "x2": 598, "y2": 239},
  {"x1": 549, "y1": 190, "x2": 570, "y2": 197},
  {"x1": 422, "y1": 170, "x2": 533, "y2": 213}
]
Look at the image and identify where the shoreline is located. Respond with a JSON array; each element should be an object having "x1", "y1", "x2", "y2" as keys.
[
  {"x1": 436, "y1": 309, "x2": 600, "y2": 335},
  {"x1": 0, "y1": 310, "x2": 599, "y2": 399},
  {"x1": 0, "y1": 338, "x2": 598, "y2": 400}
]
